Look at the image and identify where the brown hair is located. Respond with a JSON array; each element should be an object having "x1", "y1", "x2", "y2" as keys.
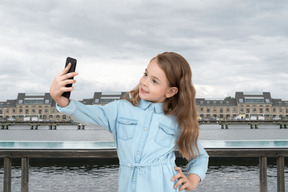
[{"x1": 123, "y1": 52, "x2": 200, "y2": 160}]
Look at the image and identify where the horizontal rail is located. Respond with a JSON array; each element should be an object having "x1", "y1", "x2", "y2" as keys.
[
  {"x1": 199, "y1": 120, "x2": 288, "y2": 123},
  {"x1": 1, "y1": 120, "x2": 287, "y2": 130},
  {"x1": 1, "y1": 148, "x2": 287, "y2": 192},
  {"x1": 0, "y1": 121, "x2": 87, "y2": 131},
  {"x1": 1, "y1": 148, "x2": 288, "y2": 158},
  {"x1": 2, "y1": 120, "x2": 288, "y2": 124}
]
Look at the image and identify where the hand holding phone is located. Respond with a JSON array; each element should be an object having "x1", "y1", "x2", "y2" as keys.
[{"x1": 62, "y1": 57, "x2": 77, "y2": 98}]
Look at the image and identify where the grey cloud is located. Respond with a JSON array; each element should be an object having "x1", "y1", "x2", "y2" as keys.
[{"x1": 0, "y1": 0, "x2": 288, "y2": 101}]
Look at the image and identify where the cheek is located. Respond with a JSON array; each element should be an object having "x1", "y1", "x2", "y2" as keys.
[
  {"x1": 139, "y1": 76, "x2": 146, "y2": 85},
  {"x1": 139, "y1": 77, "x2": 143, "y2": 85}
]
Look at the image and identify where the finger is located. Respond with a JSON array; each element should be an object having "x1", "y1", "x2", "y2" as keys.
[
  {"x1": 59, "y1": 72, "x2": 79, "y2": 81},
  {"x1": 58, "y1": 63, "x2": 72, "y2": 76},
  {"x1": 171, "y1": 167, "x2": 184, "y2": 181},
  {"x1": 65, "y1": 62, "x2": 72, "y2": 69},
  {"x1": 57, "y1": 80, "x2": 76, "y2": 92},
  {"x1": 61, "y1": 86, "x2": 74, "y2": 93},
  {"x1": 53, "y1": 78, "x2": 76, "y2": 91},
  {"x1": 171, "y1": 172, "x2": 184, "y2": 181},
  {"x1": 63, "y1": 79, "x2": 77, "y2": 86},
  {"x1": 171, "y1": 173, "x2": 180, "y2": 181},
  {"x1": 174, "y1": 167, "x2": 183, "y2": 173},
  {"x1": 179, "y1": 183, "x2": 188, "y2": 191},
  {"x1": 174, "y1": 178, "x2": 184, "y2": 189}
]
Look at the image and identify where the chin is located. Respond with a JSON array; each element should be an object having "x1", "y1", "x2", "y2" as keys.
[{"x1": 139, "y1": 93, "x2": 145, "y2": 100}]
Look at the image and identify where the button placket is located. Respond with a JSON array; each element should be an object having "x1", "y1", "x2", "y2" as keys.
[{"x1": 135, "y1": 107, "x2": 153, "y2": 163}]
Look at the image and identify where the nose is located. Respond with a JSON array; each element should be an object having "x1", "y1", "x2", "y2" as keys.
[{"x1": 141, "y1": 76, "x2": 149, "y2": 87}]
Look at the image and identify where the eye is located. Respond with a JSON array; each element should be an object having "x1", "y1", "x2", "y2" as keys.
[
  {"x1": 143, "y1": 72, "x2": 148, "y2": 77},
  {"x1": 152, "y1": 79, "x2": 158, "y2": 84}
]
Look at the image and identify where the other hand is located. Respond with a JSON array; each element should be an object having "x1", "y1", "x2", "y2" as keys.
[{"x1": 171, "y1": 167, "x2": 200, "y2": 191}]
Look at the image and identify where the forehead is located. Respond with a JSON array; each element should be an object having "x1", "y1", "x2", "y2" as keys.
[{"x1": 146, "y1": 59, "x2": 167, "y2": 81}]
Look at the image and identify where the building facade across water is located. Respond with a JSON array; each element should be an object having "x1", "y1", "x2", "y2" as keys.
[
  {"x1": 0, "y1": 92, "x2": 287, "y2": 121},
  {"x1": 197, "y1": 92, "x2": 288, "y2": 120}
]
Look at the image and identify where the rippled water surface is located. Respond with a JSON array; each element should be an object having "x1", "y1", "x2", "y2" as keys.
[
  {"x1": 1, "y1": 162, "x2": 286, "y2": 192},
  {"x1": 0, "y1": 124, "x2": 287, "y2": 191}
]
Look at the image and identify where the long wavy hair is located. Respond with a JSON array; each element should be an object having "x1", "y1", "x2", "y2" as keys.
[{"x1": 123, "y1": 52, "x2": 200, "y2": 160}]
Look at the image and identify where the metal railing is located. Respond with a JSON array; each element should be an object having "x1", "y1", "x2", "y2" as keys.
[{"x1": 1, "y1": 148, "x2": 287, "y2": 192}]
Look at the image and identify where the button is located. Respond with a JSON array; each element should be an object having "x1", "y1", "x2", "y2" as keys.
[
  {"x1": 144, "y1": 128, "x2": 147, "y2": 131},
  {"x1": 133, "y1": 176, "x2": 136, "y2": 179},
  {"x1": 137, "y1": 151, "x2": 140, "y2": 155}
]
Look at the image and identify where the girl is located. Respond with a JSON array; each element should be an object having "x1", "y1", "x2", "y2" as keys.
[{"x1": 50, "y1": 52, "x2": 209, "y2": 192}]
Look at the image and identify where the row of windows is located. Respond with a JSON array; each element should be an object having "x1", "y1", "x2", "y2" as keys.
[
  {"x1": 200, "y1": 107, "x2": 237, "y2": 113},
  {"x1": 200, "y1": 114, "x2": 288, "y2": 119},
  {"x1": 18, "y1": 99, "x2": 50, "y2": 104},
  {"x1": 200, "y1": 114, "x2": 235, "y2": 119},
  {"x1": 199, "y1": 107, "x2": 288, "y2": 113},
  {"x1": 241, "y1": 108, "x2": 288, "y2": 113},
  {"x1": 199, "y1": 101, "x2": 230, "y2": 105},
  {"x1": 245, "y1": 98, "x2": 265, "y2": 103},
  {"x1": 0, "y1": 108, "x2": 56, "y2": 114},
  {"x1": 94, "y1": 98, "x2": 120, "y2": 104},
  {"x1": 239, "y1": 104, "x2": 271, "y2": 107},
  {"x1": 238, "y1": 98, "x2": 270, "y2": 103},
  {"x1": 2, "y1": 106, "x2": 288, "y2": 114},
  {"x1": 240, "y1": 108, "x2": 269, "y2": 113},
  {"x1": 0, "y1": 115, "x2": 68, "y2": 120}
]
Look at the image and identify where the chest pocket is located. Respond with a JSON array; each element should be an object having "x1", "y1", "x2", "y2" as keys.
[
  {"x1": 117, "y1": 118, "x2": 137, "y2": 140},
  {"x1": 155, "y1": 123, "x2": 177, "y2": 147}
]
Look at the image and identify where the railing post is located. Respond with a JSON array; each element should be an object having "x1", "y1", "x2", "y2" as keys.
[
  {"x1": 4, "y1": 158, "x2": 12, "y2": 192},
  {"x1": 21, "y1": 157, "x2": 29, "y2": 192},
  {"x1": 259, "y1": 156, "x2": 267, "y2": 192},
  {"x1": 277, "y1": 156, "x2": 285, "y2": 192}
]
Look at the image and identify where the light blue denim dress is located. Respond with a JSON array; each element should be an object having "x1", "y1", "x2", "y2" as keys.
[{"x1": 57, "y1": 99, "x2": 209, "y2": 192}]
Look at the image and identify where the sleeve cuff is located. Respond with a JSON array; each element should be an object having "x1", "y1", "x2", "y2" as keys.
[
  {"x1": 56, "y1": 100, "x2": 77, "y2": 115},
  {"x1": 187, "y1": 167, "x2": 206, "y2": 181}
]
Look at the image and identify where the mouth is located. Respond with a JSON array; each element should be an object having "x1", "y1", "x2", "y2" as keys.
[{"x1": 140, "y1": 88, "x2": 148, "y2": 94}]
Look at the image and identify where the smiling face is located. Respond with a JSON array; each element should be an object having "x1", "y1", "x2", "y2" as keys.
[{"x1": 138, "y1": 58, "x2": 178, "y2": 103}]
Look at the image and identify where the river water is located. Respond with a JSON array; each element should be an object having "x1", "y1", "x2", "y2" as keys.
[{"x1": 0, "y1": 124, "x2": 287, "y2": 192}]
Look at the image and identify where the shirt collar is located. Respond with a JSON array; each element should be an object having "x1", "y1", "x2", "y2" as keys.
[{"x1": 138, "y1": 99, "x2": 164, "y2": 114}]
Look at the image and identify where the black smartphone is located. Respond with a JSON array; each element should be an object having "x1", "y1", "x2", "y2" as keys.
[{"x1": 62, "y1": 57, "x2": 77, "y2": 99}]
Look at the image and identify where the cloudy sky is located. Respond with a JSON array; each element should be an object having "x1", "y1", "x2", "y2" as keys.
[{"x1": 0, "y1": 0, "x2": 287, "y2": 101}]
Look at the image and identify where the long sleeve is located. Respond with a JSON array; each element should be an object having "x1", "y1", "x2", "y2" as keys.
[
  {"x1": 186, "y1": 142, "x2": 209, "y2": 181},
  {"x1": 56, "y1": 99, "x2": 118, "y2": 134}
]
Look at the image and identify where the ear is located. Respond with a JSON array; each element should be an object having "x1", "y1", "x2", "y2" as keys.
[{"x1": 165, "y1": 87, "x2": 178, "y2": 98}]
